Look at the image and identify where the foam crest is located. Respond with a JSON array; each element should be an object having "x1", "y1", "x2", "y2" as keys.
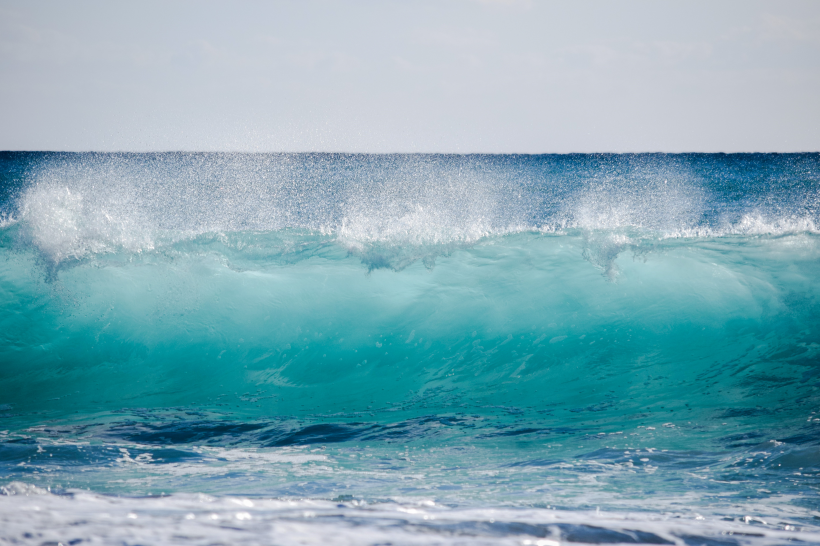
[
  {"x1": 5, "y1": 153, "x2": 818, "y2": 267},
  {"x1": 339, "y1": 196, "x2": 497, "y2": 248},
  {"x1": 12, "y1": 153, "x2": 535, "y2": 266},
  {"x1": 20, "y1": 184, "x2": 155, "y2": 262},
  {"x1": 724, "y1": 212, "x2": 819, "y2": 236},
  {"x1": 562, "y1": 175, "x2": 705, "y2": 277},
  {"x1": 335, "y1": 167, "x2": 525, "y2": 268},
  {"x1": 568, "y1": 174, "x2": 706, "y2": 234}
]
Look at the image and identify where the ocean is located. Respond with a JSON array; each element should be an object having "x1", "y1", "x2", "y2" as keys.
[{"x1": 1, "y1": 152, "x2": 819, "y2": 545}]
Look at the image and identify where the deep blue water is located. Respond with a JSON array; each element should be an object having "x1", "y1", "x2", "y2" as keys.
[{"x1": 1, "y1": 152, "x2": 820, "y2": 545}]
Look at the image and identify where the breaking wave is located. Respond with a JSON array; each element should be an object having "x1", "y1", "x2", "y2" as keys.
[{"x1": 2, "y1": 152, "x2": 820, "y2": 545}]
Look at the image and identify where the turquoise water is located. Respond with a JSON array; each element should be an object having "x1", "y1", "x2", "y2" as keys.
[{"x1": 1, "y1": 153, "x2": 820, "y2": 545}]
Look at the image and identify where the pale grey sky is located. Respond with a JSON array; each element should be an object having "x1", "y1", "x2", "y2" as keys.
[{"x1": 1, "y1": 0, "x2": 818, "y2": 152}]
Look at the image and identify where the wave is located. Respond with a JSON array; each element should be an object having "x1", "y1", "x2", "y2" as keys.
[
  {"x1": 2, "y1": 230, "x2": 819, "y2": 429},
  {"x1": 3, "y1": 152, "x2": 820, "y2": 543},
  {"x1": 1, "y1": 152, "x2": 819, "y2": 426}
]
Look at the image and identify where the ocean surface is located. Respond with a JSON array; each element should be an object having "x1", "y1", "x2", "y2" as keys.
[{"x1": 1, "y1": 152, "x2": 820, "y2": 545}]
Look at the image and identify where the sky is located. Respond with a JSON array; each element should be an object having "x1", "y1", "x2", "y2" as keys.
[{"x1": 0, "y1": 0, "x2": 818, "y2": 153}]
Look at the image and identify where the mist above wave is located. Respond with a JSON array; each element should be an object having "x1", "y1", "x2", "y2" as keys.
[{"x1": 3, "y1": 153, "x2": 818, "y2": 268}]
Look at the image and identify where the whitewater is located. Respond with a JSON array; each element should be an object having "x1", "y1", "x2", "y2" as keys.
[{"x1": 1, "y1": 152, "x2": 820, "y2": 545}]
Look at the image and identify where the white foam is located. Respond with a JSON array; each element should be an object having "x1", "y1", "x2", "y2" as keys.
[
  {"x1": 0, "y1": 212, "x2": 17, "y2": 229},
  {"x1": 20, "y1": 184, "x2": 155, "y2": 262},
  {"x1": 722, "y1": 213, "x2": 819, "y2": 237},
  {"x1": 566, "y1": 174, "x2": 706, "y2": 234},
  {"x1": 0, "y1": 488, "x2": 815, "y2": 546},
  {"x1": 0, "y1": 481, "x2": 49, "y2": 496},
  {"x1": 12, "y1": 155, "x2": 820, "y2": 267}
]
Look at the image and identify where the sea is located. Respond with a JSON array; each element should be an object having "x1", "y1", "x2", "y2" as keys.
[{"x1": 1, "y1": 152, "x2": 819, "y2": 545}]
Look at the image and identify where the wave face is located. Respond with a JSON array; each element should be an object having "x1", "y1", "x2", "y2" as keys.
[{"x1": 2, "y1": 152, "x2": 820, "y2": 545}]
